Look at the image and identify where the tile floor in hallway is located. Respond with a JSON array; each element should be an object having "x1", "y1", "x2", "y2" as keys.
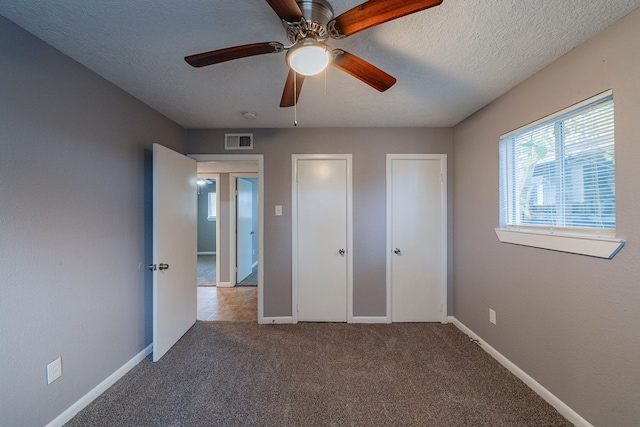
[{"x1": 197, "y1": 286, "x2": 257, "y2": 322}]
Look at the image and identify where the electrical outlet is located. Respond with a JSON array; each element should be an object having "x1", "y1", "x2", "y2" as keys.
[
  {"x1": 489, "y1": 309, "x2": 497, "y2": 325},
  {"x1": 47, "y1": 357, "x2": 62, "y2": 384}
]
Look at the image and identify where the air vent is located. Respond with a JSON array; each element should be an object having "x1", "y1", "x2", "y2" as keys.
[{"x1": 225, "y1": 133, "x2": 253, "y2": 150}]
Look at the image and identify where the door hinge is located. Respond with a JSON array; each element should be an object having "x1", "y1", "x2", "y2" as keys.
[{"x1": 440, "y1": 303, "x2": 443, "y2": 312}]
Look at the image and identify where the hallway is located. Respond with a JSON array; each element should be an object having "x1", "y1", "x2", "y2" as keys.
[{"x1": 197, "y1": 286, "x2": 257, "y2": 322}]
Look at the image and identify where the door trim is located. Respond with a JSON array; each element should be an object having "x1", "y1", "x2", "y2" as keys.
[
  {"x1": 189, "y1": 154, "x2": 264, "y2": 324},
  {"x1": 230, "y1": 173, "x2": 258, "y2": 286},
  {"x1": 386, "y1": 154, "x2": 448, "y2": 323},
  {"x1": 292, "y1": 154, "x2": 353, "y2": 323}
]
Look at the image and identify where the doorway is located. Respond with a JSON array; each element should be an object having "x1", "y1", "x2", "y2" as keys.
[
  {"x1": 191, "y1": 155, "x2": 264, "y2": 323},
  {"x1": 231, "y1": 174, "x2": 258, "y2": 286},
  {"x1": 196, "y1": 175, "x2": 218, "y2": 287}
]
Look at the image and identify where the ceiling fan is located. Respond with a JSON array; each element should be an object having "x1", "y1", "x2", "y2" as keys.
[{"x1": 184, "y1": 0, "x2": 443, "y2": 107}]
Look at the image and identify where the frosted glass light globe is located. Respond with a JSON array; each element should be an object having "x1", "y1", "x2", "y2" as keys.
[{"x1": 286, "y1": 39, "x2": 331, "y2": 76}]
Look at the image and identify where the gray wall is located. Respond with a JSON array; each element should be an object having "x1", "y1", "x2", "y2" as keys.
[
  {"x1": 197, "y1": 181, "x2": 216, "y2": 253},
  {"x1": 0, "y1": 16, "x2": 184, "y2": 426},
  {"x1": 186, "y1": 128, "x2": 453, "y2": 317},
  {"x1": 451, "y1": 9, "x2": 640, "y2": 426}
]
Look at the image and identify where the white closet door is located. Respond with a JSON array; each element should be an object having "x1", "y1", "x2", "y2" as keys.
[
  {"x1": 389, "y1": 156, "x2": 445, "y2": 322},
  {"x1": 294, "y1": 156, "x2": 351, "y2": 322}
]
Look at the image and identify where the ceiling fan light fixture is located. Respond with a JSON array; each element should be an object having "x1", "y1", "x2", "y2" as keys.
[{"x1": 286, "y1": 38, "x2": 331, "y2": 76}]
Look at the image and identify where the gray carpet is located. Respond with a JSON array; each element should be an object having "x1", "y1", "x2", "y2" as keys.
[
  {"x1": 197, "y1": 255, "x2": 216, "y2": 286},
  {"x1": 237, "y1": 264, "x2": 258, "y2": 286},
  {"x1": 66, "y1": 322, "x2": 571, "y2": 427}
]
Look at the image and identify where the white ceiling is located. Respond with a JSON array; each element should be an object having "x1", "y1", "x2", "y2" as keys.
[{"x1": 1, "y1": 1, "x2": 638, "y2": 128}]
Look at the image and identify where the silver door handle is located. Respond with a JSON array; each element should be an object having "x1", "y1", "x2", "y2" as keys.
[
  {"x1": 338, "y1": 248, "x2": 346, "y2": 256},
  {"x1": 394, "y1": 248, "x2": 401, "y2": 255},
  {"x1": 158, "y1": 263, "x2": 169, "y2": 270}
]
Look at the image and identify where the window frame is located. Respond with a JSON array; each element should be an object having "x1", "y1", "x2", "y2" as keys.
[{"x1": 495, "y1": 90, "x2": 624, "y2": 258}]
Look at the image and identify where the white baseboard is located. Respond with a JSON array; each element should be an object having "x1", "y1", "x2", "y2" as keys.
[
  {"x1": 261, "y1": 316, "x2": 294, "y2": 324},
  {"x1": 197, "y1": 251, "x2": 216, "y2": 255},
  {"x1": 450, "y1": 317, "x2": 593, "y2": 427},
  {"x1": 217, "y1": 281, "x2": 233, "y2": 288},
  {"x1": 352, "y1": 316, "x2": 390, "y2": 324},
  {"x1": 45, "y1": 344, "x2": 152, "y2": 427}
]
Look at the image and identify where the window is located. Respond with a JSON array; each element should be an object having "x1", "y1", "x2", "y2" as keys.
[
  {"x1": 497, "y1": 90, "x2": 624, "y2": 258},
  {"x1": 500, "y1": 91, "x2": 615, "y2": 234},
  {"x1": 207, "y1": 191, "x2": 216, "y2": 221}
]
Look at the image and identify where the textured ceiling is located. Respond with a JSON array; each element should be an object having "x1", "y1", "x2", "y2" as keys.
[{"x1": 1, "y1": 1, "x2": 638, "y2": 128}]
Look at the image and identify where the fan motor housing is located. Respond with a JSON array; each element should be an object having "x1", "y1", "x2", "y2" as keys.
[
  {"x1": 285, "y1": 0, "x2": 334, "y2": 43},
  {"x1": 297, "y1": 0, "x2": 334, "y2": 26}
]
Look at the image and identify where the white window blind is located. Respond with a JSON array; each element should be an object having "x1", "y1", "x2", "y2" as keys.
[
  {"x1": 207, "y1": 191, "x2": 216, "y2": 220},
  {"x1": 499, "y1": 92, "x2": 615, "y2": 234}
]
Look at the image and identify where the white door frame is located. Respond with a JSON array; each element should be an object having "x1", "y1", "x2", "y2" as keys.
[
  {"x1": 230, "y1": 173, "x2": 258, "y2": 286},
  {"x1": 292, "y1": 154, "x2": 353, "y2": 323},
  {"x1": 196, "y1": 173, "x2": 220, "y2": 286},
  {"x1": 189, "y1": 154, "x2": 264, "y2": 324},
  {"x1": 386, "y1": 154, "x2": 448, "y2": 323}
]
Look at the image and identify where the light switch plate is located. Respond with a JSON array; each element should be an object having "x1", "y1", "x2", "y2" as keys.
[
  {"x1": 275, "y1": 205, "x2": 282, "y2": 216},
  {"x1": 489, "y1": 309, "x2": 497, "y2": 325}
]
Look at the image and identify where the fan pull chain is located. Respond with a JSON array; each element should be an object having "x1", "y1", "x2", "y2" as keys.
[
  {"x1": 294, "y1": 72, "x2": 298, "y2": 127},
  {"x1": 324, "y1": 67, "x2": 327, "y2": 96}
]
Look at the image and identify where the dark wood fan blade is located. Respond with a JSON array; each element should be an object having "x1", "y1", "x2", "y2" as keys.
[
  {"x1": 329, "y1": 0, "x2": 443, "y2": 38},
  {"x1": 185, "y1": 42, "x2": 284, "y2": 68},
  {"x1": 280, "y1": 69, "x2": 306, "y2": 107},
  {"x1": 265, "y1": 0, "x2": 304, "y2": 22},
  {"x1": 331, "y1": 50, "x2": 396, "y2": 92}
]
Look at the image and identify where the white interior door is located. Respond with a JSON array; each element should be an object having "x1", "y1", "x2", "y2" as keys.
[
  {"x1": 294, "y1": 156, "x2": 351, "y2": 322},
  {"x1": 388, "y1": 156, "x2": 445, "y2": 322},
  {"x1": 236, "y1": 177, "x2": 253, "y2": 282},
  {"x1": 153, "y1": 144, "x2": 197, "y2": 361}
]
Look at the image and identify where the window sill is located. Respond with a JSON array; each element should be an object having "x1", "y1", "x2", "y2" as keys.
[
  {"x1": 495, "y1": 228, "x2": 624, "y2": 259},
  {"x1": 207, "y1": 217, "x2": 216, "y2": 222}
]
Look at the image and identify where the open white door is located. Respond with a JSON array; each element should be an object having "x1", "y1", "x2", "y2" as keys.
[
  {"x1": 152, "y1": 144, "x2": 197, "y2": 362},
  {"x1": 236, "y1": 177, "x2": 253, "y2": 282}
]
